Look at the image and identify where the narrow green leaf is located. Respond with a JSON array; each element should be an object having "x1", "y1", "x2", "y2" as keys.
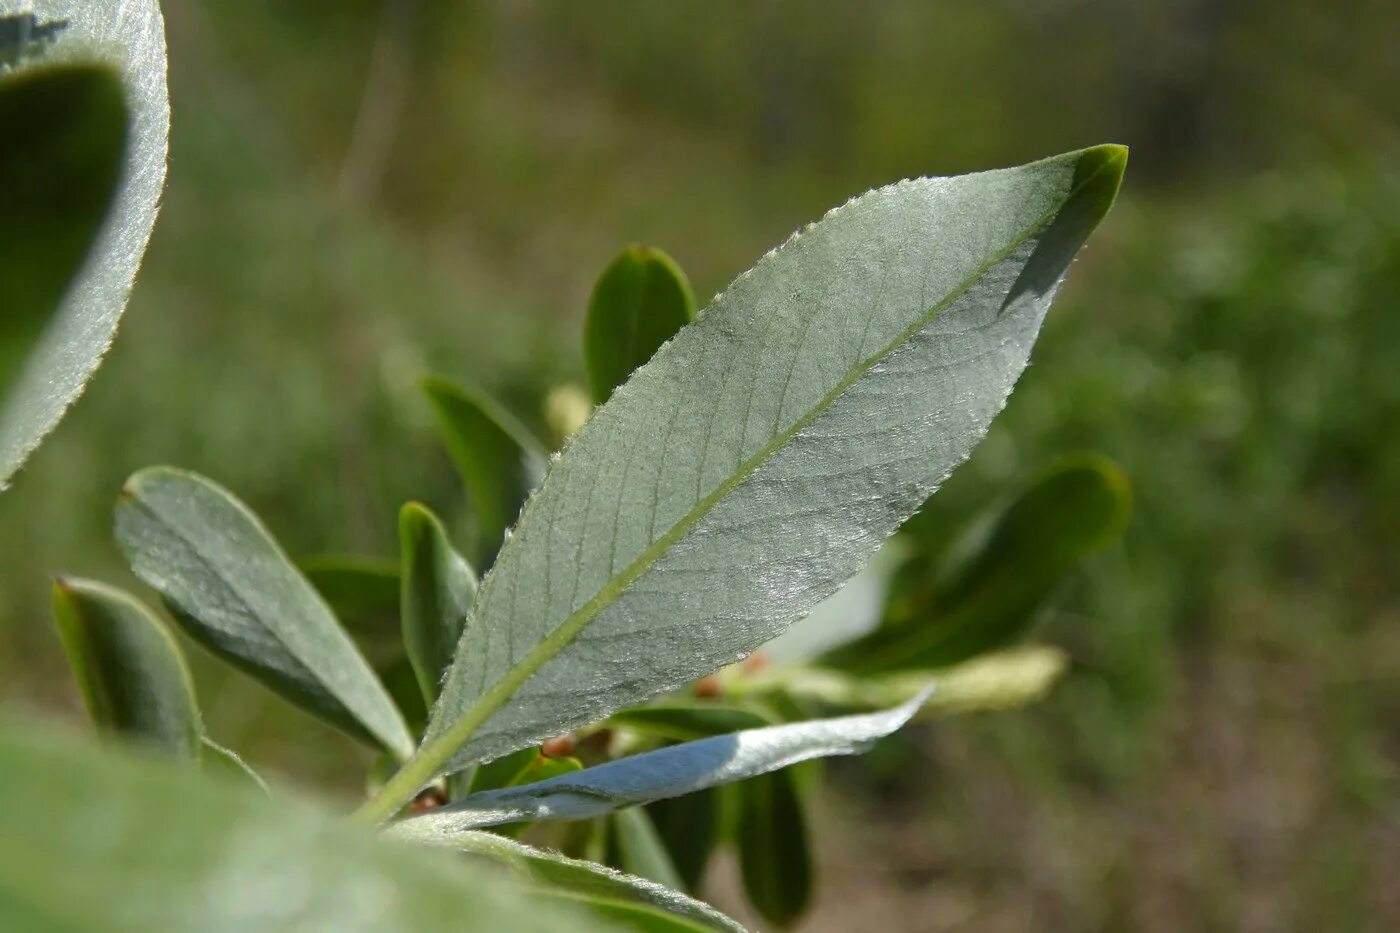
[
  {"x1": 114, "y1": 467, "x2": 415, "y2": 761},
  {"x1": 468, "y1": 745, "x2": 543, "y2": 795},
  {"x1": 391, "y1": 696, "x2": 926, "y2": 838},
  {"x1": 50, "y1": 577, "x2": 200, "y2": 760},
  {"x1": 737, "y1": 771, "x2": 812, "y2": 928},
  {"x1": 200, "y1": 737, "x2": 270, "y2": 794},
  {"x1": 421, "y1": 376, "x2": 546, "y2": 569},
  {"x1": 0, "y1": 720, "x2": 615, "y2": 932},
  {"x1": 299, "y1": 554, "x2": 401, "y2": 641},
  {"x1": 363, "y1": 146, "x2": 1127, "y2": 818},
  {"x1": 400, "y1": 502, "x2": 477, "y2": 704},
  {"x1": 609, "y1": 807, "x2": 687, "y2": 891},
  {"x1": 507, "y1": 752, "x2": 585, "y2": 788},
  {"x1": 824, "y1": 454, "x2": 1131, "y2": 673},
  {"x1": 0, "y1": 0, "x2": 168, "y2": 488},
  {"x1": 585, "y1": 245, "x2": 696, "y2": 405},
  {"x1": 431, "y1": 830, "x2": 746, "y2": 933},
  {"x1": 646, "y1": 791, "x2": 719, "y2": 893},
  {"x1": 606, "y1": 704, "x2": 772, "y2": 743},
  {"x1": 738, "y1": 646, "x2": 1070, "y2": 718}
]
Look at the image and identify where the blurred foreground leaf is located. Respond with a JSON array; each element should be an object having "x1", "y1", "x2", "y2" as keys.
[
  {"x1": 0, "y1": 719, "x2": 614, "y2": 932},
  {"x1": 0, "y1": 0, "x2": 168, "y2": 488}
]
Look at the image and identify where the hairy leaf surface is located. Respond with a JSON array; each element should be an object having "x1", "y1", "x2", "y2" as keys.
[
  {"x1": 115, "y1": 467, "x2": 414, "y2": 760},
  {"x1": 370, "y1": 146, "x2": 1126, "y2": 815},
  {"x1": 392, "y1": 696, "x2": 924, "y2": 837},
  {"x1": 0, "y1": 0, "x2": 168, "y2": 487}
]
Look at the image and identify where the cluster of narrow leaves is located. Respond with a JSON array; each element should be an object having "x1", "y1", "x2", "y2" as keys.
[
  {"x1": 0, "y1": 1, "x2": 169, "y2": 489},
  {"x1": 36, "y1": 144, "x2": 1126, "y2": 931}
]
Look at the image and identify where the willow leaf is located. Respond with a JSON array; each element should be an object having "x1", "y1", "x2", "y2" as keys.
[
  {"x1": 436, "y1": 830, "x2": 745, "y2": 933},
  {"x1": 365, "y1": 146, "x2": 1126, "y2": 818},
  {"x1": 114, "y1": 467, "x2": 414, "y2": 761},
  {"x1": 400, "y1": 502, "x2": 476, "y2": 704},
  {"x1": 391, "y1": 695, "x2": 925, "y2": 838},
  {"x1": 0, "y1": 0, "x2": 168, "y2": 488}
]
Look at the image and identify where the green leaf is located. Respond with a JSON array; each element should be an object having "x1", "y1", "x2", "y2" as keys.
[
  {"x1": 823, "y1": 454, "x2": 1131, "y2": 673},
  {"x1": 400, "y1": 502, "x2": 477, "y2": 704},
  {"x1": 391, "y1": 695, "x2": 926, "y2": 837},
  {"x1": 585, "y1": 245, "x2": 696, "y2": 405},
  {"x1": 507, "y1": 752, "x2": 585, "y2": 788},
  {"x1": 737, "y1": 770, "x2": 812, "y2": 928},
  {"x1": 646, "y1": 791, "x2": 719, "y2": 892},
  {"x1": 0, "y1": 0, "x2": 168, "y2": 489},
  {"x1": 609, "y1": 807, "x2": 687, "y2": 891},
  {"x1": 430, "y1": 830, "x2": 746, "y2": 933},
  {"x1": 421, "y1": 376, "x2": 546, "y2": 569},
  {"x1": 468, "y1": 745, "x2": 543, "y2": 795},
  {"x1": 606, "y1": 704, "x2": 773, "y2": 743},
  {"x1": 200, "y1": 737, "x2": 270, "y2": 794},
  {"x1": 738, "y1": 646, "x2": 1070, "y2": 718},
  {"x1": 50, "y1": 577, "x2": 200, "y2": 760},
  {"x1": 114, "y1": 467, "x2": 415, "y2": 761},
  {"x1": 0, "y1": 719, "x2": 616, "y2": 932},
  {"x1": 362, "y1": 146, "x2": 1127, "y2": 818},
  {"x1": 299, "y1": 554, "x2": 401, "y2": 641}
]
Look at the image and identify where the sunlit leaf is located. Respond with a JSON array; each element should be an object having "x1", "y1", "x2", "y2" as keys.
[
  {"x1": 0, "y1": 0, "x2": 168, "y2": 488},
  {"x1": 392, "y1": 695, "x2": 926, "y2": 837},
  {"x1": 585, "y1": 245, "x2": 695, "y2": 405},
  {"x1": 50, "y1": 577, "x2": 199, "y2": 760},
  {"x1": 115, "y1": 467, "x2": 415, "y2": 761},
  {"x1": 364, "y1": 146, "x2": 1127, "y2": 817}
]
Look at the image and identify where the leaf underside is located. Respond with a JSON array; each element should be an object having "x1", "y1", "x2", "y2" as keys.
[{"x1": 401, "y1": 146, "x2": 1125, "y2": 795}]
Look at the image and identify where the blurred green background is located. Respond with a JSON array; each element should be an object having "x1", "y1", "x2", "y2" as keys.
[{"x1": 3, "y1": 1, "x2": 1398, "y2": 929}]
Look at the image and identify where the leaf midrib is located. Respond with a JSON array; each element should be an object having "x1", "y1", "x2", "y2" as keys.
[{"x1": 362, "y1": 158, "x2": 1116, "y2": 821}]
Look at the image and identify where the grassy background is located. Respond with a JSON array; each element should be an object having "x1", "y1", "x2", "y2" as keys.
[{"x1": 2, "y1": 1, "x2": 1398, "y2": 929}]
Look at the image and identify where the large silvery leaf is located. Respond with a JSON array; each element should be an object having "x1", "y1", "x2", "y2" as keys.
[
  {"x1": 0, "y1": 0, "x2": 168, "y2": 488},
  {"x1": 115, "y1": 467, "x2": 415, "y2": 761},
  {"x1": 391, "y1": 696, "x2": 925, "y2": 837},
  {"x1": 0, "y1": 720, "x2": 615, "y2": 933},
  {"x1": 367, "y1": 146, "x2": 1127, "y2": 816}
]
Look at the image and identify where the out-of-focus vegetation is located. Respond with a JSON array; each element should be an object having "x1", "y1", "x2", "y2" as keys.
[{"x1": 2, "y1": 1, "x2": 1396, "y2": 929}]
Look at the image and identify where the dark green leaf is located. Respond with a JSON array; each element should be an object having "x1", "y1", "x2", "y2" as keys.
[
  {"x1": 467, "y1": 745, "x2": 542, "y2": 795},
  {"x1": 646, "y1": 790, "x2": 719, "y2": 892},
  {"x1": 299, "y1": 554, "x2": 401, "y2": 642},
  {"x1": 737, "y1": 770, "x2": 812, "y2": 928},
  {"x1": 585, "y1": 245, "x2": 696, "y2": 405},
  {"x1": 0, "y1": 718, "x2": 613, "y2": 932},
  {"x1": 421, "y1": 376, "x2": 546, "y2": 569},
  {"x1": 400, "y1": 502, "x2": 477, "y2": 704},
  {"x1": 50, "y1": 577, "x2": 200, "y2": 760},
  {"x1": 606, "y1": 704, "x2": 772, "y2": 743},
  {"x1": 114, "y1": 467, "x2": 415, "y2": 760},
  {"x1": 608, "y1": 807, "x2": 687, "y2": 891},
  {"x1": 823, "y1": 454, "x2": 1131, "y2": 673}
]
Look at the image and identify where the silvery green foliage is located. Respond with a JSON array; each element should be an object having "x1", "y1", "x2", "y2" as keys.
[
  {"x1": 413, "y1": 146, "x2": 1126, "y2": 786},
  {"x1": 394, "y1": 694, "x2": 926, "y2": 838},
  {"x1": 433, "y1": 831, "x2": 745, "y2": 933},
  {"x1": 115, "y1": 467, "x2": 415, "y2": 761},
  {"x1": 0, "y1": 0, "x2": 168, "y2": 487}
]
